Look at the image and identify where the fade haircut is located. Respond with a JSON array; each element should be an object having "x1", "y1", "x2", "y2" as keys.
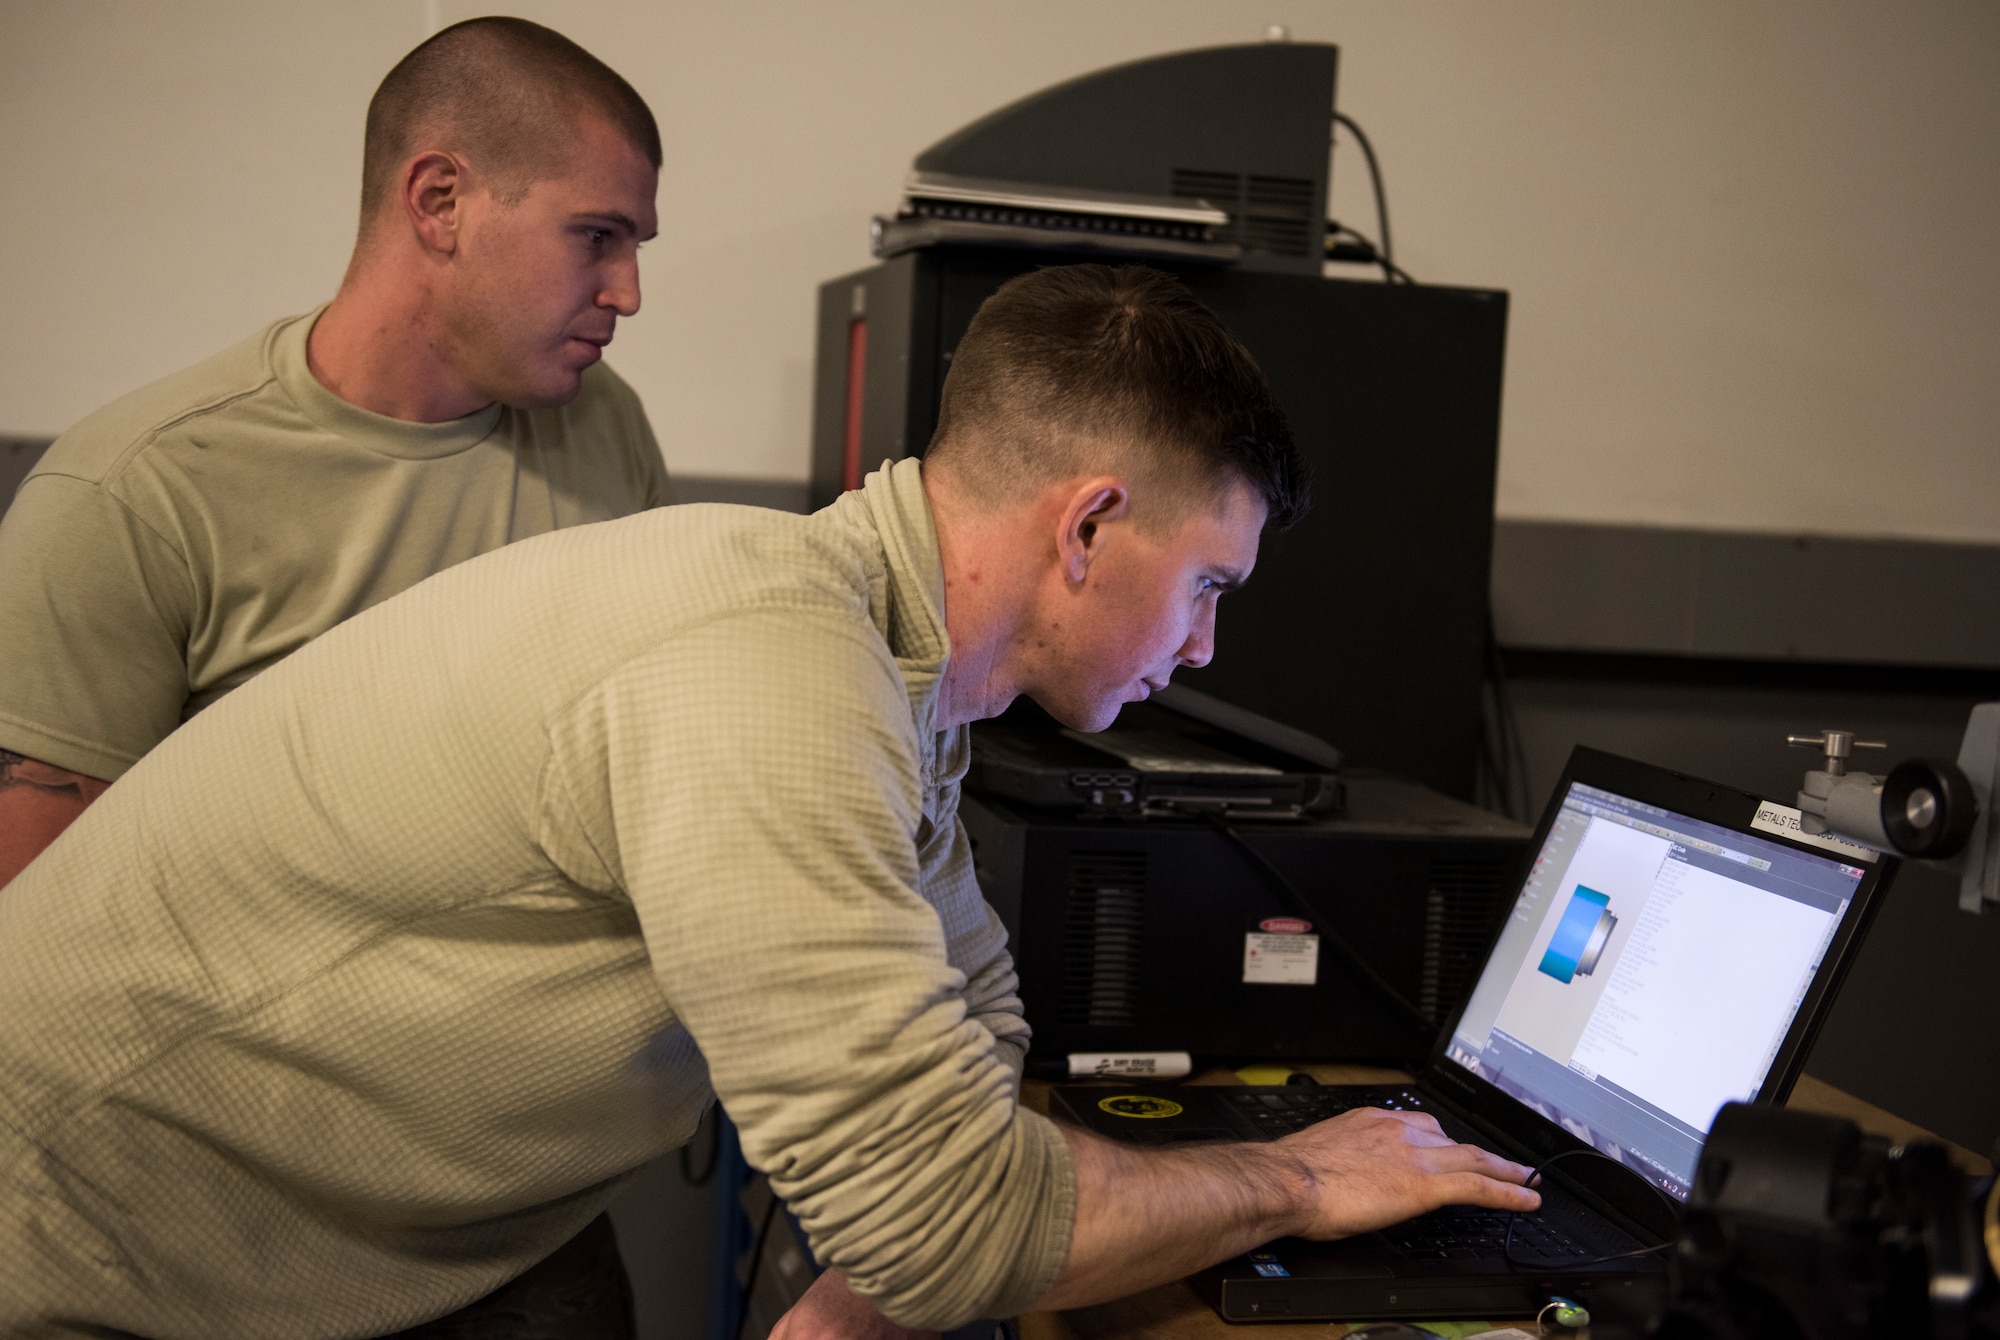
[
  {"x1": 359, "y1": 16, "x2": 661, "y2": 230},
  {"x1": 926, "y1": 265, "x2": 1309, "y2": 532}
]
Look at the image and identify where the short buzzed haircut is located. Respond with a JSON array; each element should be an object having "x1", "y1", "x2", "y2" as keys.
[
  {"x1": 360, "y1": 16, "x2": 661, "y2": 227},
  {"x1": 927, "y1": 265, "x2": 1309, "y2": 532}
]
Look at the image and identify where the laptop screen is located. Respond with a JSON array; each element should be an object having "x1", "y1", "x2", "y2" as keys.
[{"x1": 1444, "y1": 780, "x2": 1869, "y2": 1201}]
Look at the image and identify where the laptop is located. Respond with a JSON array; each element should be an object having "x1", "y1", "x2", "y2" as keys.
[
  {"x1": 968, "y1": 683, "x2": 1343, "y2": 821},
  {"x1": 1051, "y1": 746, "x2": 1895, "y2": 1322}
]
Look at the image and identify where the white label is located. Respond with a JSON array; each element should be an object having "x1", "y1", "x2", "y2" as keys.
[
  {"x1": 1244, "y1": 931, "x2": 1319, "y2": 985},
  {"x1": 1750, "y1": 801, "x2": 1879, "y2": 863},
  {"x1": 1067, "y1": 1051, "x2": 1193, "y2": 1078}
]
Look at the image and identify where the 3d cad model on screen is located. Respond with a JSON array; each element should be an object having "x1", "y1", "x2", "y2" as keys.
[{"x1": 1539, "y1": 885, "x2": 1619, "y2": 984}]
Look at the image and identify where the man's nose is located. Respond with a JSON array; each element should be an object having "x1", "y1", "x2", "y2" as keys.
[
  {"x1": 1177, "y1": 605, "x2": 1217, "y2": 669},
  {"x1": 601, "y1": 257, "x2": 641, "y2": 318}
]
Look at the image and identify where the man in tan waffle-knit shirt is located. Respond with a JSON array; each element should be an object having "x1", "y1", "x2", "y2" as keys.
[{"x1": 0, "y1": 266, "x2": 1540, "y2": 1339}]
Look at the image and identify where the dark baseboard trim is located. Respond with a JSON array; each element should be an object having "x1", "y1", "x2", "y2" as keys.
[
  {"x1": 669, "y1": 476, "x2": 811, "y2": 513},
  {"x1": 1492, "y1": 520, "x2": 2000, "y2": 671},
  {"x1": 1, "y1": 436, "x2": 50, "y2": 506},
  {"x1": 1, "y1": 445, "x2": 819, "y2": 519},
  {"x1": 1496, "y1": 646, "x2": 2000, "y2": 697}
]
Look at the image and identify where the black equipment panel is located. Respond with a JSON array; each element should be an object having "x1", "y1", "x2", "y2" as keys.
[{"x1": 812, "y1": 249, "x2": 1508, "y2": 798}]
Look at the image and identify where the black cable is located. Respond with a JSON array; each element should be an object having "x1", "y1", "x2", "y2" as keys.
[
  {"x1": 1324, "y1": 220, "x2": 1418, "y2": 285},
  {"x1": 1474, "y1": 629, "x2": 1513, "y2": 818},
  {"x1": 1483, "y1": 631, "x2": 1533, "y2": 824},
  {"x1": 1381, "y1": 258, "x2": 1418, "y2": 286},
  {"x1": 1479, "y1": 627, "x2": 1518, "y2": 822},
  {"x1": 1504, "y1": 1148, "x2": 1680, "y2": 1270},
  {"x1": 733, "y1": 1184, "x2": 784, "y2": 1340},
  {"x1": 680, "y1": 1106, "x2": 722, "y2": 1187},
  {"x1": 1195, "y1": 810, "x2": 1434, "y2": 1037},
  {"x1": 1332, "y1": 112, "x2": 1399, "y2": 283},
  {"x1": 1475, "y1": 714, "x2": 1506, "y2": 818}
]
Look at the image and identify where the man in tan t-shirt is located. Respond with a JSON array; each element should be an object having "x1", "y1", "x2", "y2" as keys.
[{"x1": 0, "y1": 18, "x2": 670, "y2": 886}]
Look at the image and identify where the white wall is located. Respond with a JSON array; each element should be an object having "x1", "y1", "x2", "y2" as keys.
[{"x1": 4, "y1": 1, "x2": 1996, "y2": 542}]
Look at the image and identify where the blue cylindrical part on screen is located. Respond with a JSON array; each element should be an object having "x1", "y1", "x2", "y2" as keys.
[{"x1": 1539, "y1": 885, "x2": 1611, "y2": 983}]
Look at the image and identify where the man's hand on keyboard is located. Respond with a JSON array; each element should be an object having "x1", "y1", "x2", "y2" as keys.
[
  {"x1": 1278, "y1": 1106, "x2": 1541, "y2": 1239},
  {"x1": 1033, "y1": 1100, "x2": 1542, "y2": 1313}
]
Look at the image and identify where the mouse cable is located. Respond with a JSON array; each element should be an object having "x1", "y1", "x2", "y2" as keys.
[
  {"x1": 1503, "y1": 1147, "x2": 1681, "y2": 1270},
  {"x1": 1196, "y1": 810, "x2": 1435, "y2": 1039},
  {"x1": 1332, "y1": 111, "x2": 1404, "y2": 283}
]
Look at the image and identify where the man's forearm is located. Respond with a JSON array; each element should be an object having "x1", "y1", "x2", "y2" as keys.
[
  {"x1": 0, "y1": 750, "x2": 109, "y2": 886},
  {"x1": 1030, "y1": 1123, "x2": 1310, "y2": 1312}
]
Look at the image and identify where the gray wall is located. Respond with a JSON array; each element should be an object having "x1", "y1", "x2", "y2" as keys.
[{"x1": 7, "y1": 3, "x2": 2000, "y2": 545}]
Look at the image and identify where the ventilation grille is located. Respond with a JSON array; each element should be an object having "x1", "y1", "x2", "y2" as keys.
[
  {"x1": 1170, "y1": 168, "x2": 1318, "y2": 258},
  {"x1": 1169, "y1": 169, "x2": 1240, "y2": 210},
  {"x1": 906, "y1": 197, "x2": 1215, "y2": 243},
  {"x1": 1419, "y1": 855, "x2": 1515, "y2": 1022},
  {"x1": 1060, "y1": 851, "x2": 1146, "y2": 1029}
]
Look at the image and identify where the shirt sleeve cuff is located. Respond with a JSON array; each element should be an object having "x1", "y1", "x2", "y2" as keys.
[{"x1": 0, "y1": 710, "x2": 139, "y2": 782}]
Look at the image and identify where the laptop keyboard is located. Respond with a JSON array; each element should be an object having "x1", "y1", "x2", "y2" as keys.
[
  {"x1": 1383, "y1": 1207, "x2": 1591, "y2": 1262},
  {"x1": 1219, "y1": 1089, "x2": 1606, "y2": 1263},
  {"x1": 1221, "y1": 1086, "x2": 1431, "y2": 1138}
]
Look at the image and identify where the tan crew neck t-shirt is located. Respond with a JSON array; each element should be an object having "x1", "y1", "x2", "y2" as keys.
[{"x1": 0, "y1": 307, "x2": 670, "y2": 781}]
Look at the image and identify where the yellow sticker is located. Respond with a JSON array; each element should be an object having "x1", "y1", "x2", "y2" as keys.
[{"x1": 1097, "y1": 1094, "x2": 1184, "y2": 1119}]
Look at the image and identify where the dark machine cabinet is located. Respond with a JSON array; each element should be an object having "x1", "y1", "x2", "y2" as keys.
[
  {"x1": 962, "y1": 781, "x2": 1530, "y2": 1063},
  {"x1": 813, "y1": 248, "x2": 1510, "y2": 797}
]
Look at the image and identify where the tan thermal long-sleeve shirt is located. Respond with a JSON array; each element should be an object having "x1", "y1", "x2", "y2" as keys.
[{"x1": 0, "y1": 459, "x2": 1075, "y2": 1337}]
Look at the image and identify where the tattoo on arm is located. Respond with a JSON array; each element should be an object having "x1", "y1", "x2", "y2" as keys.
[{"x1": 0, "y1": 750, "x2": 107, "y2": 800}]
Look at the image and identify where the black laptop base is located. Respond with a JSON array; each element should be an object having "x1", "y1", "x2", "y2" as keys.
[
  {"x1": 1194, "y1": 1236, "x2": 1667, "y2": 1323},
  {"x1": 1053, "y1": 1081, "x2": 1668, "y2": 1323}
]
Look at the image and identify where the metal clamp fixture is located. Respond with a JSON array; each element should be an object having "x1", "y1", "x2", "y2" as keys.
[
  {"x1": 1785, "y1": 730, "x2": 1886, "y2": 779},
  {"x1": 1785, "y1": 707, "x2": 2000, "y2": 913}
]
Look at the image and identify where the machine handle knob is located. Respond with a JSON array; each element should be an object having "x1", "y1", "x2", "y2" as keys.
[
  {"x1": 1881, "y1": 759, "x2": 1978, "y2": 859},
  {"x1": 1787, "y1": 730, "x2": 1887, "y2": 777}
]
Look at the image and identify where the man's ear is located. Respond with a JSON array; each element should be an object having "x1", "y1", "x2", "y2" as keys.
[
  {"x1": 1054, "y1": 478, "x2": 1130, "y2": 587},
  {"x1": 400, "y1": 150, "x2": 466, "y2": 257}
]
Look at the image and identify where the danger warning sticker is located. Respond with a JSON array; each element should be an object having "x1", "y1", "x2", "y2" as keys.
[
  {"x1": 1244, "y1": 931, "x2": 1320, "y2": 985},
  {"x1": 1259, "y1": 916, "x2": 1313, "y2": 935}
]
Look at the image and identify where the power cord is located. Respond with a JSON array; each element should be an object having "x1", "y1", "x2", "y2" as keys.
[
  {"x1": 1331, "y1": 111, "x2": 1409, "y2": 284},
  {"x1": 1194, "y1": 809, "x2": 1434, "y2": 1037},
  {"x1": 1504, "y1": 1148, "x2": 1680, "y2": 1270}
]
